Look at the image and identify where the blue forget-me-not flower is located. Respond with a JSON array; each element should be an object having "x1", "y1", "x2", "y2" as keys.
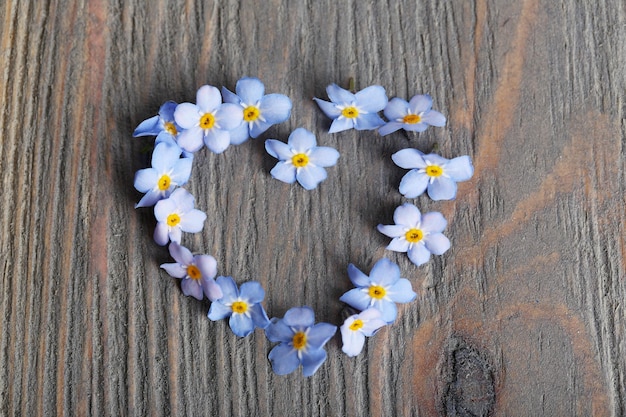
[
  {"x1": 378, "y1": 94, "x2": 446, "y2": 136},
  {"x1": 314, "y1": 84, "x2": 387, "y2": 133},
  {"x1": 153, "y1": 188, "x2": 207, "y2": 246},
  {"x1": 340, "y1": 308, "x2": 387, "y2": 357},
  {"x1": 133, "y1": 101, "x2": 182, "y2": 137}
]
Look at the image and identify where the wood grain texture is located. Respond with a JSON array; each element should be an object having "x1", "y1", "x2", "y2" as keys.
[{"x1": 1, "y1": 0, "x2": 625, "y2": 416}]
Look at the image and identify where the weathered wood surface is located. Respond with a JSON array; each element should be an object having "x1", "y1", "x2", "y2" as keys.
[{"x1": 1, "y1": 0, "x2": 625, "y2": 416}]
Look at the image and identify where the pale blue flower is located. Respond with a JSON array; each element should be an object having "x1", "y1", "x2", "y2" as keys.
[
  {"x1": 265, "y1": 306, "x2": 337, "y2": 376},
  {"x1": 133, "y1": 142, "x2": 192, "y2": 208},
  {"x1": 377, "y1": 203, "x2": 450, "y2": 266},
  {"x1": 154, "y1": 131, "x2": 194, "y2": 160},
  {"x1": 160, "y1": 243, "x2": 222, "y2": 301},
  {"x1": 153, "y1": 188, "x2": 207, "y2": 246},
  {"x1": 314, "y1": 84, "x2": 387, "y2": 133},
  {"x1": 340, "y1": 308, "x2": 387, "y2": 357},
  {"x1": 378, "y1": 95, "x2": 446, "y2": 136},
  {"x1": 208, "y1": 276, "x2": 270, "y2": 337},
  {"x1": 174, "y1": 85, "x2": 244, "y2": 154},
  {"x1": 222, "y1": 77, "x2": 292, "y2": 144},
  {"x1": 265, "y1": 128, "x2": 339, "y2": 190},
  {"x1": 392, "y1": 149, "x2": 474, "y2": 200},
  {"x1": 133, "y1": 101, "x2": 182, "y2": 137},
  {"x1": 339, "y1": 259, "x2": 416, "y2": 323}
]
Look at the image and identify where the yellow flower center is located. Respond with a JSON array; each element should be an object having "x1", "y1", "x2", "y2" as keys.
[
  {"x1": 368, "y1": 285, "x2": 386, "y2": 300},
  {"x1": 167, "y1": 213, "x2": 181, "y2": 227},
  {"x1": 291, "y1": 153, "x2": 309, "y2": 168},
  {"x1": 292, "y1": 331, "x2": 307, "y2": 350},
  {"x1": 200, "y1": 113, "x2": 215, "y2": 129},
  {"x1": 402, "y1": 114, "x2": 422, "y2": 124},
  {"x1": 164, "y1": 122, "x2": 177, "y2": 135},
  {"x1": 405, "y1": 228, "x2": 423, "y2": 243},
  {"x1": 157, "y1": 174, "x2": 171, "y2": 191},
  {"x1": 349, "y1": 319, "x2": 364, "y2": 331},
  {"x1": 341, "y1": 106, "x2": 359, "y2": 119},
  {"x1": 186, "y1": 265, "x2": 201, "y2": 280},
  {"x1": 243, "y1": 105, "x2": 260, "y2": 122},
  {"x1": 425, "y1": 165, "x2": 443, "y2": 177},
  {"x1": 231, "y1": 301, "x2": 248, "y2": 314}
]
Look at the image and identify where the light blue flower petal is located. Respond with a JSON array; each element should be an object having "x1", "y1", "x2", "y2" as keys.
[
  {"x1": 177, "y1": 127, "x2": 204, "y2": 153},
  {"x1": 288, "y1": 128, "x2": 316, "y2": 152},
  {"x1": 160, "y1": 262, "x2": 187, "y2": 278},
  {"x1": 308, "y1": 147, "x2": 339, "y2": 167},
  {"x1": 154, "y1": 198, "x2": 177, "y2": 222},
  {"x1": 196, "y1": 85, "x2": 222, "y2": 112},
  {"x1": 215, "y1": 276, "x2": 239, "y2": 302},
  {"x1": 402, "y1": 122, "x2": 429, "y2": 133},
  {"x1": 347, "y1": 264, "x2": 371, "y2": 287},
  {"x1": 239, "y1": 281, "x2": 265, "y2": 304},
  {"x1": 134, "y1": 168, "x2": 158, "y2": 193},
  {"x1": 195, "y1": 254, "x2": 217, "y2": 279},
  {"x1": 248, "y1": 304, "x2": 270, "y2": 329},
  {"x1": 265, "y1": 140, "x2": 293, "y2": 160},
  {"x1": 236, "y1": 77, "x2": 265, "y2": 104},
  {"x1": 340, "y1": 288, "x2": 371, "y2": 311},
  {"x1": 229, "y1": 313, "x2": 254, "y2": 337},
  {"x1": 154, "y1": 222, "x2": 169, "y2": 246},
  {"x1": 168, "y1": 227, "x2": 182, "y2": 244},
  {"x1": 354, "y1": 85, "x2": 387, "y2": 112},
  {"x1": 170, "y1": 188, "x2": 194, "y2": 212},
  {"x1": 174, "y1": 103, "x2": 201, "y2": 129},
  {"x1": 420, "y1": 212, "x2": 447, "y2": 233},
  {"x1": 427, "y1": 177, "x2": 458, "y2": 201},
  {"x1": 424, "y1": 233, "x2": 450, "y2": 255},
  {"x1": 249, "y1": 120, "x2": 274, "y2": 139},
  {"x1": 407, "y1": 243, "x2": 431, "y2": 266},
  {"x1": 154, "y1": 131, "x2": 178, "y2": 148},
  {"x1": 376, "y1": 225, "x2": 405, "y2": 238},
  {"x1": 221, "y1": 86, "x2": 240, "y2": 104},
  {"x1": 159, "y1": 101, "x2": 178, "y2": 120},
  {"x1": 378, "y1": 122, "x2": 403, "y2": 136},
  {"x1": 369, "y1": 258, "x2": 400, "y2": 287},
  {"x1": 354, "y1": 113, "x2": 385, "y2": 130},
  {"x1": 378, "y1": 300, "x2": 398, "y2": 323},
  {"x1": 283, "y1": 306, "x2": 315, "y2": 328},
  {"x1": 341, "y1": 324, "x2": 366, "y2": 357},
  {"x1": 201, "y1": 278, "x2": 223, "y2": 301},
  {"x1": 313, "y1": 98, "x2": 342, "y2": 118},
  {"x1": 421, "y1": 110, "x2": 446, "y2": 126},
  {"x1": 392, "y1": 148, "x2": 426, "y2": 169},
  {"x1": 268, "y1": 344, "x2": 300, "y2": 375},
  {"x1": 208, "y1": 301, "x2": 232, "y2": 321},
  {"x1": 265, "y1": 319, "x2": 294, "y2": 343},
  {"x1": 326, "y1": 84, "x2": 355, "y2": 104},
  {"x1": 301, "y1": 348, "x2": 327, "y2": 377},
  {"x1": 179, "y1": 209, "x2": 206, "y2": 233},
  {"x1": 399, "y1": 170, "x2": 429, "y2": 199},
  {"x1": 270, "y1": 162, "x2": 297, "y2": 184},
  {"x1": 258, "y1": 94, "x2": 292, "y2": 125},
  {"x1": 385, "y1": 237, "x2": 410, "y2": 253},
  {"x1": 387, "y1": 278, "x2": 417, "y2": 303},
  {"x1": 361, "y1": 319, "x2": 387, "y2": 337},
  {"x1": 204, "y1": 129, "x2": 231, "y2": 154},
  {"x1": 228, "y1": 123, "x2": 250, "y2": 145},
  {"x1": 328, "y1": 117, "x2": 354, "y2": 133},
  {"x1": 307, "y1": 323, "x2": 337, "y2": 350},
  {"x1": 422, "y1": 153, "x2": 449, "y2": 166},
  {"x1": 394, "y1": 203, "x2": 421, "y2": 227},
  {"x1": 181, "y1": 279, "x2": 204, "y2": 300},
  {"x1": 170, "y1": 158, "x2": 193, "y2": 185},
  {"x1": 133, "y1": 115, "x2": 160, "y2": 137},
  {"x1": 215, "y1": 103, "x2": 244, "y2": 130},
  {"x1": 169, "y1": 242, "x2": 194, "y2": 265},
  {"x1": 383, "y1": 97, "x2": 409, "y2": 120},
  {"x1": 409, "y1": 94, "x2": 433, "y2": 113},
  {"x1": 296, "y1": 166, "x2": 327, "y2": 190},
  {"x1": 445, "y1": 156, "x2": 474, "y2": 182}
]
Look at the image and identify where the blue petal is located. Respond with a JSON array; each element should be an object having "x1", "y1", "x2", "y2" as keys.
[
  {"x1": 236, "y1": 77, "x2": 265, "y2": 104},
  {"x1": 306, "y1": 323, "x2": 337, "y2": 350},
  {"x1": 387, "y1": 278, "x2": 416, "y2": 303},
  {"x1": 159, "y1": 101, "x2": 178, "y2": 120},
  {"x1": 248, "y1": 304, "x2": 270, "y2": 329},
  {"x1": 153, "y1": 222, "x2": 169, "y2": 246},
  {"x1": 409, "y1": 94, "x2": 433, "y2": 113},
  {"x1": 151, "y1": 142, "x2": 181, "y2": 172},
  {"x1": 347, "y1": 264, "x2": 371, "y2": 287},
  {"x1": 408, "y1": 244, "x2": 431, "y2": 266},
  {"x1": 160, "y1": 262, "x2": 186, "y2": 279},
  {"x1": 308, "y1": 147, "x2": 339, "y2": 168},
  {"x1": 170, "y1": 158, "x2": 193, "y2": 185},
  {"x1": 154, "y1": 197, "x2": 176, "y2": 222},
  {"x1": 399, "y1": 170, "x2": 429, "y2": 199},
  {"x1": 196, "y1": 85, "x2": 222, "y2": 112},
  {"x1": 174, "y1": 103, "x2": 201, "y2": 129},
  {"x1": 283, "y1": 306, "x2": 315, "y2": 328},
  {"x1": 420, "y1": 212, "x2": 447, "y2": 233},
  {"x1": 354, "y1": 113, "x2": 385, "y2": 130},
  {"x1": 326, "y1": 84, "x2": 355, "y2": 104},
  {"x1": 313, "y1": 98, "x2": 341, "y2": 118},
  {"x1": 215, "y1": 103, "x2": 244, "y2": 130},
  {"x1": 179, "y1": 209, "x2": 206, "y2": 233},
  {"x1": 258, "y1": 94, "x2": 292, "y2": 125},
  {"x1": 239, "y1": 281, "x2": 265, "y2": 304},
  {"x1": 134, "y1": 168, "x2": 158, "y2": 193},
  {"x1": 208, "y1": 301, "x2": 232, "y2": 321},
  {"x1": 249, "y1": 120, "x2": 274, "y2": 139},
  {"x1": 195, "y1": 254, "x2": 217, "y2": 278},
  {"x1": 354, "y1": 85, "x2": 387, "y2": 113},
  {"x1": 288, "y1": 128, "x2": 316, "y2": 152},
  {"x1": 427, "y1": 177, "x2": 458, "y2": 200},
  {"x1": 385, "y1": 237, "x2": 410, "y2": 253},
  {"x1": 378, "y1": 122, "x2": 403, "y2": 136},
  {"x1": 201, "y1": 278, "x2": 223, "y2": 301},
  {"x1": 403, "y1": 122, "x2": 429, "y2": 132},
  {"x1": 228, "y1": 123, "x2": 250, "y2": 145},
  {"x1": 392, "y1": 148, "x2": 426, "y2": 169},
  {"x1": 445, "y1": 156, "x2": 474, "y2": 182},
  {"x1": 215, "y1": 276, "x2": 239, "y2": 302},
  {"x1": 268, "y1": 344, "x2": 300, "y2": 375},
  {"x1": 169, "y1": 242, "x2": 194, "y2": 265},
  {"x1": 265, "y1": 139, "x2": 293, "y2": 160},
  {"x1": 376, "y1": 225, "x2": 405, "y2": 239},
  {"x1": 340, "y1": 288, "x2": 371, "y2": 311},
  {"x1": 301, "y1": 348, "x2": 327, "y2": 377},
  {"x1": 421, "y1": 110, "x2": 446, "y2": 126},
  {"x1": 170, "y1": 188, "x2": 194, "y2": 211},
  {"x1": 393, "y1": 203, "x2": 421, "y2": 227},
  {"x1": 229, "y1": 313, "x2": 254, "y2": 337},
  {"x1": 341, "y1": 326, "x2": 366, "y2": 357},
  {"x1": 265, "y1": 319, "x2": 294, "y2": 343},
  {"x1": 296, "y1": 166, "x2": 327, "y2": 190},
  {"x1": 424, "y1": 233, "x2": 450, "y2": 255},
  {"x1": 269, "y1": 162, "x2": 297, "y2": 184},
  {"x1": 383, "y1": 97, "x2": 409, "y2": 120},
  {"x1": 369, "y1": 258, "x2": 400, "y2": 287},
  {"x1": 181, "y1": 279, "x2": 204, "y2": 300},
  {"x1": 377, "y1": 300, "x2": 398, "y2": 323},
  {"x1": 204, "y1": 129, "x2": 231, "y2": 154},
  {"x1": 133, "y1": 115, "x2": 161, "y2": 137},
  {"x1": 177, "y1": 127, "x2": 204, "y2": 153},
  {"x1": 328, "y1": 117, "x2": 354, "y2": 133},
  {"x1": 221, "y1": 86, "x2": 241, "y2": 104}
]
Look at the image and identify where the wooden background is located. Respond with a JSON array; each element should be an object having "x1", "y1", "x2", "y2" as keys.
[{"x1": 1, "y1": 0, "x2": 625, "y2": 416}]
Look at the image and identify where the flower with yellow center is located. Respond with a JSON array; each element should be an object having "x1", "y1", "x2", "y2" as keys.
[
  {"x1": 340, "y1": 308, "x2": 387, "y2": 357},
  {"x1": 160, "y1": 243, "x2": 222, "y2": 301},
  {"x1": 153, "y1": 188, "x2": 207, "y2": 246},
  {"x1": 379, "y1": 94, "x2": 447, "y2": 136}
]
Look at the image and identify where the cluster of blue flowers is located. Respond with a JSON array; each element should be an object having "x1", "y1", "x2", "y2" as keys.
[{"x1": 132, "y1": 78, "x2": 473, "y2": 376}]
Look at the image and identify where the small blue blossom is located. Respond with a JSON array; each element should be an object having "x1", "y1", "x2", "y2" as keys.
[
  {"x1": 133, "y1": 101, "x2": 182, "y2": 137},
  {"x1": 155, "y1": 131, "x2": 194, "y2": 160},
  {"x1": 340, "y1": 308, "x2": 387, "y2": 357},
  {"x1": 174, "y1": 85, "x2": 244, "y2": 154},
  {"x1": 265, "y1": 128, "x2": 339, "y2": 190},
  {"x1": 133, "y1": 142, "x2": 193, "y2": 208},
  {"x1": 392, "y1": 149, "x2": 474, "y2": 200},
  {"x1": 208, "y1": 276, "x2": 270, "y2": 337},
  {"x1": 339, "y1": 259, "x2": 416, "y2": 324},
  {"x1": 314, "y1": 84, "x2": 387, "y2": 133},
  {"x1": 222, "y1": 77, "x2": 292, "y2": 144},
  {"x1": 265, "y1": 306, "x2": 337, "y2": 377},
  {"x1": 160, "y1": 243, "x2": 223, "y2": 301},
  {"x1": 378, "y1": 94, "x2": 446, "y2": 136},
  {"x1": 153, "y1": 188, "x2": 207, "y2": 246},
  {"x1": 377, "y1": 203, "x2": 450, "y2": 266}
]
